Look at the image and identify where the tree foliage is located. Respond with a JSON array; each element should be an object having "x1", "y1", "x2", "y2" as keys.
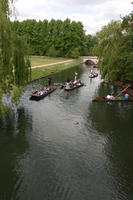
[
  {"x1": 12, "y1": 18, "x2": 96, "y2": 58},
  {"x1": 86, "y1": 34, "x2": 97, "y2": 56},
  {"x1": 0, "y1": 0, "x2": 31, "y2": 115},
  {"x1": 93, "y1": 12, "x2": 133, "y2": 81}
]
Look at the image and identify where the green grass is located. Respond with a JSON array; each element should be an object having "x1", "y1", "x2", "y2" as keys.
[
  {"x1": 30, "y1": 56, "x2": 71, "y2": 67},
  {"x1": 31, "y1": 59, "x2": 80, "y2": 81}
]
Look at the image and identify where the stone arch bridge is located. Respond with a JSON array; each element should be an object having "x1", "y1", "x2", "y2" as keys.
[{"x1": 81, "y1": 56, "x2": 99, "y2": 65}]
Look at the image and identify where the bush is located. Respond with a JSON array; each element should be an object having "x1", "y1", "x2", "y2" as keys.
[{"x1": 46, "y1": 45, "x2": 60, "y2": 57}]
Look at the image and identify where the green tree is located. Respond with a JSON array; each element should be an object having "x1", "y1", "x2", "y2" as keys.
[
  {"x1": 86, "y1": 34, "x2": 97, "y2": 55},
  {"x1": 40, "y1": 19, "x2": 49, "y2": 55},
  {"x1": 46, "y1": 45, "x2": 60, "y2": 57},
  {"x1": 66, "y1": 48, "x2": 80, "y2": 58},
  {"x1": 111, "y1": 12, "x2": 133, "y2": 81},
  {"x1": 12, "y1": 18, "x2": 91, "y2": 58},
  {"x1": 0, "y1": 0, "x2": 31, "y2": 115},
  {"x1": 13, "y1": 35, "x2": 31, "y2": 85},
  {"x1": 93, "y1": 20, "x2": 122, "y2": 80},
  {"x1": 94, "y1": 13, "x2": 133, "y2": 81}
]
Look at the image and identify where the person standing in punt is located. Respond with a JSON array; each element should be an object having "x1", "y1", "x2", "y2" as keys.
[
  {"x1": 75, "y1": 72, "x2": 78, "y2": 81},
  {"x1": 74, "y1": 72, "x2": 78, "y2": 84},
  {"x1": 48, "y1": 77, "x2": 52, "y2": 86}
]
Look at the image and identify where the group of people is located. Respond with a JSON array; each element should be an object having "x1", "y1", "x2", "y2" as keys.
[
  {"x1": 32, "y1": 77, "x2": 52, "y2": 96},
  {"x1": 106, "y1": 87, "x2": 130, "y2": 100},
  {"x1": 89, "y1": 70, "x2": 98, "y2": 78},
  {"x1": 37, "y1": 87, "x2": 50, "y2": 96},
  {"x1": 65, "y1": 72, "x2": 81, "y2": 89}
]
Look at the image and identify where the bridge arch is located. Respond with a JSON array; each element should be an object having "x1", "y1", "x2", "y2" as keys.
[{"x1": 81, "y1": 56, "x2": 99, "y2": 66}]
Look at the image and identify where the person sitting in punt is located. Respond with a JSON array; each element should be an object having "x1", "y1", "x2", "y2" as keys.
[
  {"x1": 69, "y1": 80, "x2": 74, "y2": 87},
  {"x1": 106, "y1": 93, "x2": 115, "y2": 100},
  {"x1": 93, "y1": 72, "x2": 98, "y2": 76},
  {"x1": 124, "y1": 93, "x2": 129, "y2": 100},
  {"x1": 44, "y1": 87, "x2": 48, "y2": 93},
  {"x1": 76, "y1": 80, "x2": 82, "y2": 86},
  {"x1": 89, "y1": 74, "x2": 94, "y2": 78},
  {"x1": 32, "y1": 90, "x2": 35, "y2": 95},
  {"x1": 89, "y1": 70, "x2": 95, "y2": 78},
  {"x1": 66, "y1": 82, "x2": 70, "y2": 89},
  {"x1": 49, "y1": 87, "x2": 52, "y2": 91},
  {"x1": 46, "y1": 86, "x2": 50, "y2": 91},
  {"x1": 37, "y1": 90, "x2": 43, "y2": 95}
]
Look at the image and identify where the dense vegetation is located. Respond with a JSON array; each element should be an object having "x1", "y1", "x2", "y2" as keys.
[
  {"x1": 93, "y1": 12, "x2": 133, "y2": 81},
  {"x1": 12, "y1": 19, "x2": 96, "y2": 58},
  {"x1": 0, "y1": 0, "x2": 31, "y2": 115}
]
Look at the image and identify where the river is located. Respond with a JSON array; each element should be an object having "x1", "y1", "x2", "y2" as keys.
[{"x1": 0, "y1": 64, "x2": 133, "y2": 200}]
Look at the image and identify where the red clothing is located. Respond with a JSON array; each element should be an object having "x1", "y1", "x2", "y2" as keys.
[{"x1": 124, "y1": 89, "x2": 128, "y2": 94}]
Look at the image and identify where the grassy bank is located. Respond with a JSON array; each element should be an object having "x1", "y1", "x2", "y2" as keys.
[
  {"x1": 30, "y1": 57, "x2": 80, "y2": 81},
  {"x1": 30, "y1": 56, "x2": 71, "y2": 67}
]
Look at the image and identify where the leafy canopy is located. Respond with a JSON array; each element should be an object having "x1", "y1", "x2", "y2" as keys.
[
  {"x1": 0, "y1": 0, "x2": 31, "y2": 115},
  {"x1": 93, "y1": 12, "x2": 133, "y2": 81}
]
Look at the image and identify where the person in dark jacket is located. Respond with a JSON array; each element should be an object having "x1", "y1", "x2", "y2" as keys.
[{"x1": 48, "y1": 77, "x2": 52, "y2": 86}]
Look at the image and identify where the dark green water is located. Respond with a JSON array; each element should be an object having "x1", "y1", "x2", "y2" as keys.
[{"x1": 0, "y1": 64, "x2": 133, "y2": 200}]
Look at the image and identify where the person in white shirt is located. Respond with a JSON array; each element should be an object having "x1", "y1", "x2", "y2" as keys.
[
  {"x1": 66, "y1": 82, "x2": 70, "y2": 89},
  {"x1": 75, "y1": 72, "x2": 78, "y2": 81},
  {"x1": 124, "y1": 93, "x2": 129, "y2": 100},
  {"x1": 106, "y1": 94, "x2": 115, "y2": 100}
]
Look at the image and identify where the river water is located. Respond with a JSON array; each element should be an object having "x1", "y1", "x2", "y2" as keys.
[{"x1": 0, "y1": 64, "x2": 133, "y2": 200}]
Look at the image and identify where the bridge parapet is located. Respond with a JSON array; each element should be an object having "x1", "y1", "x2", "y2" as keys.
[{"x1": 81, "y1": 56, "x2": 99, "y2": 65}]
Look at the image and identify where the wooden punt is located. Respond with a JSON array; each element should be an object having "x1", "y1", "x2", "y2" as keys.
[
  {"x1": 93, "y1": 96, "x2": 133, "y2": 102},
  {"x1": 64, "y1": 82, "x2": 84, "y2": 91},
  {"x1": 30, "y1": 86, "x2": 56, "y2": 101}
]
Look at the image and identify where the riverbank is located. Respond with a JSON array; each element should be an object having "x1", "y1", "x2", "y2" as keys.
[
  {"x1": 31, "y1": 59, "x2": 73, "y2": 70},
  {"x1": 30, "y1": 57, "x2": 80, "y2": 81},
  {"x1": 30, "y1": 56, "x2": 71, "y2": 67}
]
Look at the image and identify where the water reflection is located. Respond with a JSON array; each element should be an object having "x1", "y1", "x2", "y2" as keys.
[
  {"x1": 88, "y1": 82, "x2": 133, "y2": 199},
  {"x1": 0, "y1": 108, "x2": 32, "y2": 200}
]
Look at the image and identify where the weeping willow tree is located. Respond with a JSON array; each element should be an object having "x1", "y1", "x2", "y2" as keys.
[
  {"x1": 0, "y1": 0, "x2": 31, "y2": 116},
  {"x1": 93, "y1": 12, "x2": 133, "y2": 81},
  {"x1": 93, "y1": 20, "x2": 122, "y2": 81}
]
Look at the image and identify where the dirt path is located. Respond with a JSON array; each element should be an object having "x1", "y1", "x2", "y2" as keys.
[{"x1": 31, "y1": 60, "x2": 73, "y2": 69}]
